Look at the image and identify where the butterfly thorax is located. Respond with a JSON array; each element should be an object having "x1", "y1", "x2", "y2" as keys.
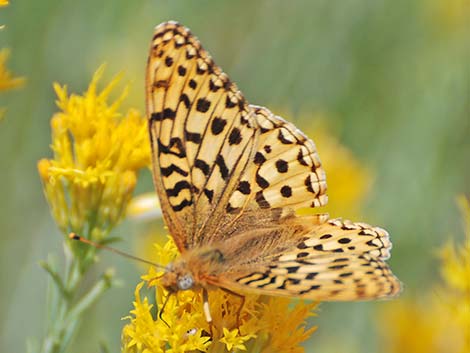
[{"x1": 161, "y1": 247, "x2": 227, "y2": 293}]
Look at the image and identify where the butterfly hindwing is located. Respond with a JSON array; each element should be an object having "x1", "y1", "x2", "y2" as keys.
[
  {"x1": 230, "y1": 253, "x2": 399, "y2": 300},
  {"x1": 214, "y1": 218, "x2": 400, "y2": 300}
]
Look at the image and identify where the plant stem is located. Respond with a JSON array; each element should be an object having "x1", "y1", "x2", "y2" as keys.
[{"x1": 39, "y1": 241, "x2": 114, "y2": 353}]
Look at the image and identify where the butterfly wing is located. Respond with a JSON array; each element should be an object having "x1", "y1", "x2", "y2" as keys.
[
  {"x1": 147, "y1": 22, "x2": 327, "y2": 250},
  {"x1": 226, "y1": 105, "x2": 327, "y2": 216},
  {"x1": 213, "y1": 218, "x2": 401, "y2": 300},
  {"x1": 147, "y1": 22, "x2": 257, "y2": 250}
]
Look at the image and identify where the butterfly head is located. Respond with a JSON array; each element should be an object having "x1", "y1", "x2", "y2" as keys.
[{"x1": 161, "y1": 261, "x2": 195, "y2": 292}]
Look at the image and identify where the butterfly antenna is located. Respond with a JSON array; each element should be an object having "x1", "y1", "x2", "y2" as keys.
[{"x1": 69, "y1": 233, "x2": 166, "y2": 270}]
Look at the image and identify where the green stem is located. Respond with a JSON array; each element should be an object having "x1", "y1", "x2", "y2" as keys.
[{"x1": 39, "y1": 241, "x2": 115, "y2": 353}]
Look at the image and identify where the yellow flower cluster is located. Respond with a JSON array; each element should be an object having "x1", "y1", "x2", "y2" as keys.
[
  {"x1": 378, "y1": 196, "x2": 470, "y2": 353},
  {"x1": 122, "y1": 237, "x2": 317, "y2": 353},
  {"x1": 38, "y1": 66, "x2": 150, "y2": 240}
]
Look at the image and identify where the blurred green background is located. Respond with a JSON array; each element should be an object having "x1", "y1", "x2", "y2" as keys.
[{"x1": 1, "y1": 1, "x2": 469, "y2": 352}]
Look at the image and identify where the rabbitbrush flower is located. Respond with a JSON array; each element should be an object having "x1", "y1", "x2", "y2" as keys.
[
  {"x1": 36, "y1": 66, "x2": 149, "y2": 353},
  {"x1": 122, "y1": 237, "x2": 317, "y2": 353}
]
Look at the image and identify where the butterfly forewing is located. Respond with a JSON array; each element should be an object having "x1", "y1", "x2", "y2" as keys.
[
  {"x1": 147, "y1": 22, "x2": 258, "y2": 250},
  {"x1": 147, "y1": 21, "x2": 400, "y2": 301},
  {"x1": 147, "y1": 22, "x2": 328, "y2": 250}
]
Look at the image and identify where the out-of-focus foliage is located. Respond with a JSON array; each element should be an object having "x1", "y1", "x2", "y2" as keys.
[{"x1": 1, "y1": 1, "x2": 468, "y2": 353}]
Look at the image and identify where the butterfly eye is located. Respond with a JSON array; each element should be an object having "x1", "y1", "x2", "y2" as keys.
[{"x1": 177, "y1": 274, "x2": 194, "y2": 290}]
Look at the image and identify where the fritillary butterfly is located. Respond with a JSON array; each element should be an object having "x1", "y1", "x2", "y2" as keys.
[{"x1": 147, "y1": 21, "x2": 400, "y2": 322}]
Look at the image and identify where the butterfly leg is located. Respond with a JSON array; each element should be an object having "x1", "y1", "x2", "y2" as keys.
[
  {"x1": 220, "y1": 287, "x2": 245, "y2": 327},
  {"x1": 202, "y1": 288, "x2": 215, "y2": 336},
  {"x1": 159, "y1": 292, "x2": 173, "y2": 328}
]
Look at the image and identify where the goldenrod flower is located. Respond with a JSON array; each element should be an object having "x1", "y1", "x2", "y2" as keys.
[
  {"x1": 38, "y1": 65, "x2": 150, "y2": 241},
  {"x1": 122, "y1": 238, "x2": 317, "y2": 353},
  {"x1": 378, "y1": 196, "x2": 470, "y2": 353}
]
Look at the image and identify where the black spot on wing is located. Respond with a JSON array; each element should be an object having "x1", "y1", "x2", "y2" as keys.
[
  {"x1": 255, "y1": 191, "x2": 270, "y2": 208},
  {"x1": 256, "y1": 276, "x2": 276, "y2": 288},
  {"x1": 196, "y1": 98, "x2": 211, "y2": 112},
  {"x1": 177, "y1": 65, "x2": 187, "y2": 76},
  {"x1": 165, "y1": 56, "x2": 174, "y2": 67},
  {"x1": 275, "y1": 159, "x2": 288, "y2": 173},
  {"x1": 228, "y1": 127, "x2": 242, "y2": 145},
  {"x1": 255, "y1": 173, "x2": 270, "y2": 189},
  {"x1": 297, "y1": 149, "x2": 309, "y2": 166},
  {"x1": 237, "y1": 181, "x2": 251, "y2": 195},
  {"x1": 280, "y1": 185, "x2": 292, "y2": 198},
  {"x1": 254, "y1": 152, "x2": 266, "y2": 165},
  {"x1": 189, "y1": 79, "x2": 197, "y2": 89},
  {"x1": 185, "y1": 130, "x2": 202, "y2": 144},
  {"x1": 211, "y1": 117, "x2": 227, "y2": 135},
  {"x1": 157, "y1": 138, "x2": 186, "y2": 158},
  {"x1": 225, "y1": 96, "x2": 237, "y2": 108},
  {"x1": 180, "y1": 94, "x2": 191, "y2": 109},
  {"x1": 150, "y1": 108, "x2": 176, "y2": 122},
  {"x1": 278, "y1": 130, "x2": 294, "y2": 144},
  {"x1": 203, "y1": 188, "x2": 214, "y2": 203},
  {"x1": 172, "y1": 199, "x2": 193, "y2": 212},
  {"x1": 166, "y1": 180, "x2": 192, "y2": 197},
  {"x1": 215, "y1": 155, "x2": 229, "y2": 180},
  {"x1": 195, "y1": 159, "x2": 210, "y2": 176},
  {"x1": 160, "y1": 164, "x2": 189, "y2": 177}
]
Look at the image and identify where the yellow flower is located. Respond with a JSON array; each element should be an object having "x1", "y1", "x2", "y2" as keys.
[
  {"x1": 122, "y1": 238, "x2": 318, "y2": 353},
  {"x1": 38, "y1": 65, "x2": 150, "y2": 241},
  {"x1": 0, "y1": 49, "x2": 23, "y2": 90},
  {"x1": 0, "y1": 1, "x2": 8, "y2": 8},
  {"x1": 377, "y1": 196, "x2": 470, "y2": 353},
  {"x1": 220, "y1": 328, "x2": 254, "y2": 351}
]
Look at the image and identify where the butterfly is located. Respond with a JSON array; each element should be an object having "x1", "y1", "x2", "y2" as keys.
[{"x1": 146, "y1": 21, "x2": 400, "y2": 323}]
